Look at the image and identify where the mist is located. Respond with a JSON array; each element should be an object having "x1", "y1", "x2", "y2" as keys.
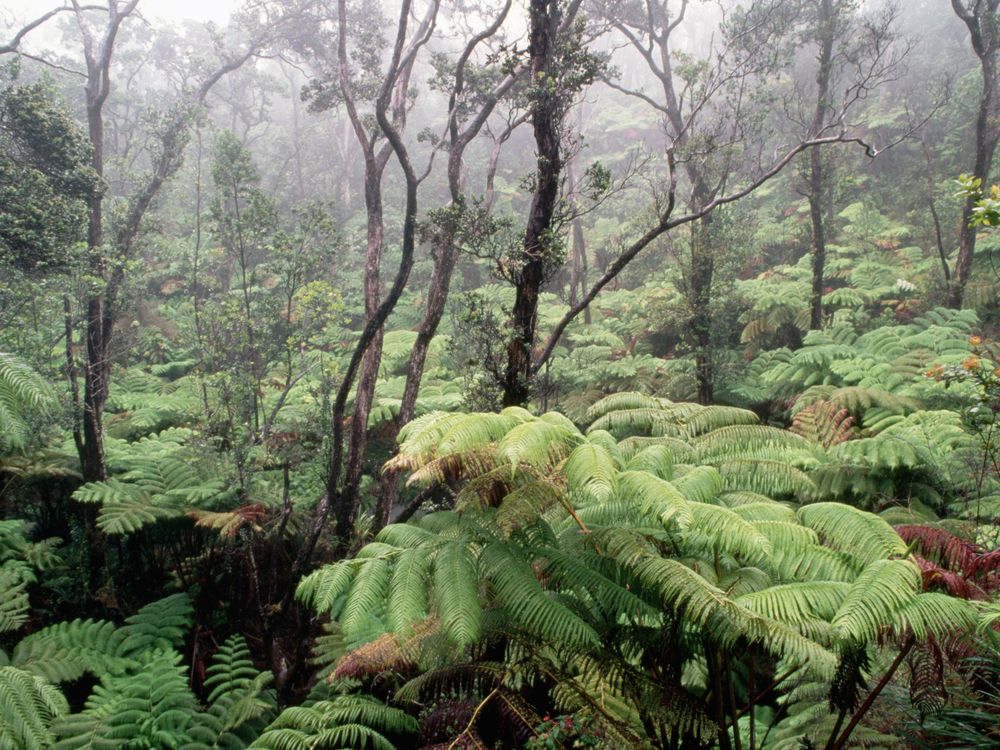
[{"x1": 1, "y1": 1, "x2": 997, "y2": 748}]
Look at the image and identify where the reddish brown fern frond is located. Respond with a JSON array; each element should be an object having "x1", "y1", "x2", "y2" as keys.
[
  {"x1": 189, "y1": 503, "x2": 268, "y2": 538},
  {"x1": 790, "y1": 401, "x2": 853, "y2": 449},
  {"x1": 418, "y1": 730, "x2": 488, "y2": 750},
  {"x1": 333, "y1": 618, "x2": 437, "y2": 680},
  {"x1": 912, "y1": 556, "x2": 983, "y2": 599},
  {"x1": 968, "y1": 548, "x2": 1000, "y2": 585},
  {"x1": 495, "y1": 689, "x2": 544, "y2": 746},
  {"x1": 417, "y1": 699, "x2": 478, "y2": 747},
  {"x1": 909, "y1": 639, "x2": 947, "y2": 719},
  {"x1": 895, "y1": 524, "x2": 981, "y2": 573}
]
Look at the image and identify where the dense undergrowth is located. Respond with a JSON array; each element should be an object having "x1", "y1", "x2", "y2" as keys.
[{"x1": 4, "y1": 0, "x2": 1000, "y2": 748}]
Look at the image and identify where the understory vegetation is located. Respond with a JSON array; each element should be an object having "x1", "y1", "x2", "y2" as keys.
[{"x1": 4, "y1": 0, "x2": 1000, "y2": 748}]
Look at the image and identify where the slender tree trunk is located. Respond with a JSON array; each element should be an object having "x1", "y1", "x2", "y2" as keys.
[
  {"x1": 920, "y1": 139, "x2": 951, "y2": 287},
  {"x1": 502, "y1": 0, "x2": 563, "y2": 407},
  {"x1": 321, "y1": 0, "x2": 438, "y2": 555},
  {"x1": 64, "y1": 296, "x2": 84, "y2": 462},
  {"x1": 689, "y1": 218, "x2": 715, "y2": 405},
  {"x1": 371, "y1": 0, "x2": 517, "y2": 529},
  {"x1": 333, "y1": 169, "x2": 386, "y2": 545},
  {"x1": 808, "y1": 0, "x2": 835, "y2": 330},
  {"x1": 949, "y1": 0, "x2": 1000, "y2": 307},
  {"x1": 82, "y1": 98, "x2": 110, "y2": 483},
  {"x1": 373, "y1": 234, "x2": 457, "y2": 530},
  {"x1": 807, "y1": 173, "x2": 829, "y2": 330}
]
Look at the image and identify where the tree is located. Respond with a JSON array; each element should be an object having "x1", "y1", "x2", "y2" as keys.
[
  {"x1": 949, "y1": 0, "x2": 1000, "y2": 308},
  {"x1": 530, "y1": 0, "x2": 906, "y2": 404},
  {"x1": 299, "y1": 394, "x2": 979, "y2": 750},
  {"x1": 284, "y1": 0, "x2": 439, "y2": 579},
  {"x1": 373, "y1": 0, "x2": 523, "y2": 529},
  {"x1": 805, "y1": 0, "x2": 839, "y2": 330},
  {"x1": 0, "y1": 70, "x2": 101, "y2": 275},
  {"x1": 501, "y1": 0, "x2": 595, "y2": 407},
  {"x1": 800, "y1": 1, "x2": 905, "y2": 330}
]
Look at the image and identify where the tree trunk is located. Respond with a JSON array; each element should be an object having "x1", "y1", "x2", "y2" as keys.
[
  {"x1": 949, "y1": 0, "x2": 1000, "y2": 307},
  {"x1": 502, "y1": 0, "x2": 562, "y2": 407},
  {"x1": 808, "y1": 0, "x2": 835, "y2": 330},
  {"x1": 689, "y1": 221, "x2": 715, "y2": 406},
  {"x1": 373, "y1": 236, "x2": 458, "y2": 530},
  {"x1": 333, "y1": 167, "x2": 386, "y2": 547},
  {"x1": 82, "y1": 99, "x2": 110, "y2": 483}
]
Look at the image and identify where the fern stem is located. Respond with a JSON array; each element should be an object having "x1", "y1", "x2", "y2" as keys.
[
  {"x1": 707, "y1": 643, "x2": 733, "y2": 750},
  {"x1": 748, "y1": 654, "x2": 756, "y2": 750},
  {"x1": 725, "y1": 652, "x2": 743, "y2": 750},
  {"x1": 829, "y1": 637, "x2": 915, "y2": 750},
  {"x1": 560, "y1": 496, "x2": 591, "y2": 535},
  {"x1": 449, "y1": 687, "x2": 499, "y2": 750},
  {"x1": 823, "y1": 705, "x2": 849, "y2": 750}
]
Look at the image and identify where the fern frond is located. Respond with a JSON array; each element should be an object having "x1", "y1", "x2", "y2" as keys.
[
  {"x1": 797, "y1": 503, "x2": 907, "y2": 566},
  {"x1": 433, "y1": 542, "x2": 481, "y2": 645},
  {"x1": 564, "y1": 442, "x2": 619, "y2": 503},
  {"x1": 0, "y1": 666, "x2": 68, "y2": 750},
  {"x1": 480, "y1": 541, "x2": 599, "y2": 647},
  {"x1": 830, "y1": 559, "x2": 921, "y2": 642},
  {"x1": 117, "y1": 593, "x2": 193, "y2": 656}
]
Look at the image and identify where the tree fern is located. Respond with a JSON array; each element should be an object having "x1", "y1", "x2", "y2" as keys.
[
  {"x1": 183, "y1": 635, "x2": 277, "y2": 749},
  {"x1": 0, "y1": 666, "x2": 68, "y2": 750},
  {"x1": 250, "y1": 692, "x2": 417, "y2": 750},
  {"x1": 72, "y1": 438, "x2": 228, "y2": 535},
  {"x1": 0, "y1": 352, "x2": 54, "y2": 454}
]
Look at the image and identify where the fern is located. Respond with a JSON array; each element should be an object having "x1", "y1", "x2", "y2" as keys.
[
  {"x1": 0, "y1": 666, "x2": 68, "y2": 750},
  {"x1": 0, "y1": 352, "x2": 54, "y2": 454},
  {"x1": 250, "y1": 692, "x2": 417, "y2": 750},
  {"x1": 183, "y1": 635, "x2": 277, "y2": 749},
  {"x1": 72, "y1": 437, "x2": 228, "y2": 535}
]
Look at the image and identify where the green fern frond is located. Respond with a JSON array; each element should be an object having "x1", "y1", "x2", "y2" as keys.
[
  {"x1": 564, "y1": 442, "x2": 619, "y2": 503},
  {"x1": 797, "y1": 503, "x2": 907, "y2": 566},
  {"x1": 386, "y1": 549, "x2": 430, "y2": 634},
  {"x1": 0, "y1": 352, "x2": 54, "y2": 454},
  {"x1": 670, "y1": 466, "x2": 723, "y2": 504},
  {"x1": 738, "y1": 582, "x2": 849, "y2": 627},
  {"x1": 830, "y1": 559, "x2": 921, "y2": 642},
  {"x1": 250, "y1": 693, "x2": 416, "y2": 750},
  {"x1": 11, "y1": 619, "x2": 129, "y2": 682},
  {"x1": 481, "y1": 541, "x2": 599, "y2": 647},
  {"x1": 497, "y1": 418, "x2": 582, "y2": 470},
  {"x1": 433, "y1": 542, "x2": 481, "y2": 645},
  {"x1": 117, "y1": 593, "x2": 193, "y2": 657},
  {"x1": 888, "y1": 592, "x2": 979, "y2": 640},
  {"x1": 719, "y1": 459, "x2": 815, "y2": 498},
  {"x1": 615, "y1": 470, "x2": 693, "y2": 528},
  {"x1": 687, "y1": 503, "x2": 772, "y2": 560},
  {"x1": 0, "y1": 666, "x2": 68, "y2": 750},
  {"x1": 586, "y1": 392, "x2": 666, "y2": 421}
]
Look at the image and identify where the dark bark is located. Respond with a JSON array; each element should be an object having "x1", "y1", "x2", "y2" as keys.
[
  {"x1": 808, "y1": 0, "x2": 836, "y2": 331},
  {"x1": 533, "y1": 132, "x2": 873, "y2": 375},
  {"x1": 372, "y1": 1, "x2": 517, "y2": 530},
  {"x1": 68, "y1": 0, "x2": 260, "y2": 485},
  {"x1": 949, "y1": 0, "x2": 1000, "y2": 307},
  {"x1": 566, "y1": 157, "x2": 590, "y2": 322},
  {"x1": 63, "y1": 296, "x2": 84, "y2": 466},
  {"x1": 72, "y1": 0, "x2": 140, "y2": 594},
  {"x1": 920, "y1": 138, "x2": 951, "y2": 287},
  {"x1": 689, "y1": 222, "x2": 715, "y2": 405},
  {"x1": 502, "y1": 0, "x2": 564, "y2": 407},
  {"x1": 291, "y1": 0, "x2": 436, "y2": 574},
  {"x1": 330, "y1": 0, "x2": 438, "y2": 551}
]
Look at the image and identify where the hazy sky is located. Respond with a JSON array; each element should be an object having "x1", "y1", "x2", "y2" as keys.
[{"x1": 2, "y1": 0, "x2": 236, "y2": 28}]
